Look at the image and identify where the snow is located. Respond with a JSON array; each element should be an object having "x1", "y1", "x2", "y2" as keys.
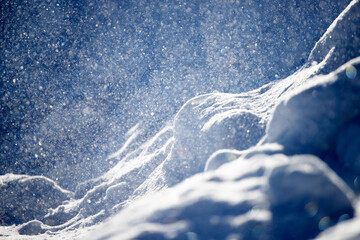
[
  {"x1": 308, "y1": 0, "x2": 360, "y2": 75},
  {"x1": 87, "y1": 54, "x2": 360, "y2": 239},
  {"x1": 1, "y1": 0, "x2": 360, "y2": 239},
  {"x1": 0, "y1": 174, "x2": 72, "y2": 226},
  {"x1": 89, "y1": 154, "x2": 355, "y2": 240}
]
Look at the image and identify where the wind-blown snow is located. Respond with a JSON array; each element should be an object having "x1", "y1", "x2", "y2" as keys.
[
  {"x1": 0, "y1": 174, "x2": 72, "y2": 226},
  {"x1": 1, "y1": 0, "x2": 360, "y2": 239},
  {"x1": 88, "y1": 58, "x2": 360, "y2": 239}
]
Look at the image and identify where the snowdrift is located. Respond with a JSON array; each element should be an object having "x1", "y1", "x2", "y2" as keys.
[
  {"x1": 0, "y1": 0, "x2": 359, "y2": 239},
  {"x1": 90, "y1": 154, "x2": 355, "y2": 240}
]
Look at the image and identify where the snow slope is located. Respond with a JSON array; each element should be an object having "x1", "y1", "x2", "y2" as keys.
[{"x1": 0, "y1": 0, "x2": 359, "y2": 239}]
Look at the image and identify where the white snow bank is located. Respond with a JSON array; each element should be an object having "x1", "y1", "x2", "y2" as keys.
[
  {"x1": 265, "y1": 57, "x2": 360, "y2": 189},
  {"x1": 90, "y1": 154, "x2": 355, "y2": 240},
  {"x1": 267, "y1": 57, "x2": 360, "y2": 151}
]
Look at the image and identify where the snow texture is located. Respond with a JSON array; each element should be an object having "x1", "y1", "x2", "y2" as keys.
[
  {"x1": 1, "y1": 0, "x2": 360, "y2": 239},
  {"x1": 0, "y1": 174, "x2": 72, "y2": 226},
  {"x1": 90, "y1": 154, "x2": 355, "y2": 240}
]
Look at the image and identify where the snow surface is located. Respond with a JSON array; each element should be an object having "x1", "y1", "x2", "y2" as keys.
[{"x1": 1, "y1": 0, "x2": 360, "y2": 239}]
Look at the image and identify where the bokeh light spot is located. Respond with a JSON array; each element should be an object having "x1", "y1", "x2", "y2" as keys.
[
  {"x1": 226, "y1": 233, "x2": 241, "y2": 240},
  {"x1": 227, "y1": 153, "x2": 238, "y2": 161},
  {"x1": 304, "y1": 201, "x2": 318, "y2": 217},
  {"x1": 318, "y1": 216, "x2": 331, "y2": 231},
  {"x1": 338, "y1": 214, "x2": 350, "y2": 223},
  {"x1": 346, "y1": 65, "x2": 357, "y2": 79},
  {"x1": 186, "y1": 232, "x2": 198, "y2": 240}
]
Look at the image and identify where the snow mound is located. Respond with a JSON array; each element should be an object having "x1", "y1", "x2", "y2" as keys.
[
  {"x1": 265, "y1": 57, "x2": 360, "y2": 189},
  {"x1": 163, "y1": 93, "x2": 265, "y2": 185},
  {"x1": 267, "y1": 57, "x2": 360, "y2": 150},
  {"x1": 90, "y1": 154, "x2": 355, "y2": 240}
]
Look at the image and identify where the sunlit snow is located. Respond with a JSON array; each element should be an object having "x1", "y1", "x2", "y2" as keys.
[{"x1": 1, "y1": 0, "x2": 359, "y2": 239}]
